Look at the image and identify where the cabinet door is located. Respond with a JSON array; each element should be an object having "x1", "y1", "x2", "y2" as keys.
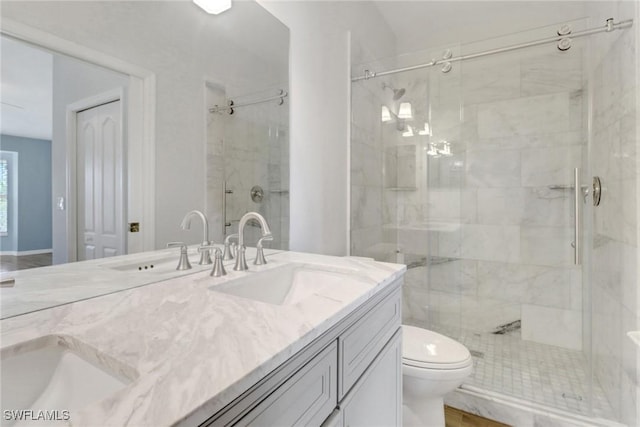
[
  {"x1": 339, "y1": 288, "x2": 401, "y2": 399},
  {"x1": 234, "y1": 341, "x2": 337, "y2": 427},
  {"x1": 341, "y1": 329, "x2": 402, "y2": 427}
]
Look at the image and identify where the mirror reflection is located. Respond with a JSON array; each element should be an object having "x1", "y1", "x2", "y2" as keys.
[{"x1": 0, "y1": 0, "x2": 289, "y2": 318}]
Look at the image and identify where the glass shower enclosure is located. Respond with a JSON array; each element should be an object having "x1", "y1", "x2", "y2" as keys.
[
  {"x1": 351, "y1": 17, "x2": 636, "y2": 423},
  {"x1": 206, "y1": 86, "x2": 290, "y2": 250}
]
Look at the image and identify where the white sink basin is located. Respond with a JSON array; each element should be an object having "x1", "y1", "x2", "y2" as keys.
[
  {"x1": 211, "y1": 263, "x2": 357, "y2": 306},
  {"x1": 1, "y1": 336, "x2": 134, "y2": 426}
]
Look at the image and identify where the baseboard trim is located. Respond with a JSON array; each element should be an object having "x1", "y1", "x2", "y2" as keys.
[{"x1": 0, "y1": 249, "x2": 53, "y2": 256}]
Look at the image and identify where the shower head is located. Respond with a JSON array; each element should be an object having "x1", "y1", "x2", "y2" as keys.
[
  {"x1": 382, "y1": 83, "x2": 406, "y2": 100},
  {"x1": 392, "y1": 87, "x2": 406, "y2": 100}
]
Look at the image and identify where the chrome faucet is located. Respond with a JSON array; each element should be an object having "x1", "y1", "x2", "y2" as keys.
[
  {"x1": 167, "y1": 242, "x2": 192, "y2": 270},
  {"x1": 223, "y1": 233, "x2": 238, "y2": 260},
  {"x1": 180, "y1": 210, "x2": 212, "y2": 265},
  {"x1": 234, "y1": 212, "x2": 272, "y2": 271}
]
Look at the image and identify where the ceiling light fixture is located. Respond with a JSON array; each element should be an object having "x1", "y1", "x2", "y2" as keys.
[{"x1": 193, "y1": 0, "x2": 232, "y2": 15}]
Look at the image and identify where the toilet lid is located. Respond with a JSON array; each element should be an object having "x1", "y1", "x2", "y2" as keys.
[{"x1": 402, "y1": 325, "x2": 472, "y2": 370}]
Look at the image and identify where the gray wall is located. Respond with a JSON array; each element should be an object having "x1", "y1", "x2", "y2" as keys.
[{"x1": 0, "y1": 135, "x2": 52, "y2": 252}]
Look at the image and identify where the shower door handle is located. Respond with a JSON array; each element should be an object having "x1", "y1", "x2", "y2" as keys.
[
  {"x1": 573, "y1": 168, "x2": 581, "y2": 265},
  {"x1": 223, "y1": 181, "x2": 233, "y2": 235}
]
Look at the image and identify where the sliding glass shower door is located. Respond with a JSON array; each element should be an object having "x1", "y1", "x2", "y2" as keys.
[
  {"x1": 350, "y1": 15, "x2": 636, "y2": 422},
  {"x1": 442, "y1": 20, "x2": 603, "y2": 416}
]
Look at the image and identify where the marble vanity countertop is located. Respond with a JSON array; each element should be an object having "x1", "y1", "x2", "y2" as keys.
[
  {"x1": 0, "y1": 250, "x2": 405, "y2": 426},
  {"x1": 0, "y1": 246, "x2": 282, "y2": 319}
]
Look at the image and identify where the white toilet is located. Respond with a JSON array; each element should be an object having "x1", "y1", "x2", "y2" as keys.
[{"x1": 402, "y1": 325, "x2": 473, "y2": 427}]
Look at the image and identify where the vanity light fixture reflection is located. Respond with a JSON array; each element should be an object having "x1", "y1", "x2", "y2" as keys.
[
  {"x1": 193, "y1": 0, "x2": 231, "y2": 15},
  {"x1": 381, "y1": 105, "x2": 392, "y2": 122},
  {"x1": 398, "y1": 102, "x2": 413, "y2": 120}
]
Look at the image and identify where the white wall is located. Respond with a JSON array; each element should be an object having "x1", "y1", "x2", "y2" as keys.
[
  {"x1": 374, "y1": 1, "x2": 590, "y2": 54},
  {"x1": 52, "y1": 55, "x2": 129, "y2": 264},
  {"x1": 0, "y1": 36, "x2": 53, "y2": 141},
  {"x1": 258, "y1": 1, "x2": 396, "y2": 256}
]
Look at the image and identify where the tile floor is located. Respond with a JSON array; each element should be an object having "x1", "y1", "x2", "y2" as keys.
[{"x1": 424, "y1": 322, "x2": 615, "y2": 420}]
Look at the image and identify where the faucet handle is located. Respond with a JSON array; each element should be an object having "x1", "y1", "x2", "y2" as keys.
[
  {"x1": 199, "y1": 245, "x2": 226, "y2": 277},
  {"x1": 254, "y1": 235, "x2": 273, "y2": 265},
  {"x1": 223, "y1": 233, "x2": 238, "y2": 260},
  {"x1": 234, "y1": 245, "x2": 249, "y2": 271},
  {"x1": 198, "y1": 241, "x2": 213, "y2": 265},
  {"x1": 167, "y1": 242, "x2": 192, "y2": 270}
]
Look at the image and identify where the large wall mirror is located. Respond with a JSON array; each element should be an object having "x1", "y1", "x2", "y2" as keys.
[{"x1": 0, "y1": 1, "x2": 289, "y2": 318}]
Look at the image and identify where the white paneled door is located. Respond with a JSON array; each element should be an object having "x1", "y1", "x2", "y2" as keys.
[{"x1": 76, "y1": 100, "x2": 124, "y2": 260}]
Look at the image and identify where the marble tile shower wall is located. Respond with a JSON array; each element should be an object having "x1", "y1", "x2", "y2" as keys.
[
  {"x1": 590, "y1": 25, "x2": 638, "y2": 424},
  {"x1": 206, "y1": 86, "x2": 226, "y2": 244},
  {"x1": 206, "y1": 87, "x2": 290, "y2": 249},
  {"x1": 397, "y1": 44, "x2": 587, "y2": 350}
]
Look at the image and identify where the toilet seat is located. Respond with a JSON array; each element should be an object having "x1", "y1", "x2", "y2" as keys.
[{"x1": 402, "y1": 325, "x2": 472, "y2": 370}]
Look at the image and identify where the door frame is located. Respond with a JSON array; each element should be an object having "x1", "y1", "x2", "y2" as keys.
[
  {"x1": 67, "y1": 91, "x2": 125, "y2": 262},
  {"x1": 0, "y1": 18, "x2": 156, "y2": 261}
]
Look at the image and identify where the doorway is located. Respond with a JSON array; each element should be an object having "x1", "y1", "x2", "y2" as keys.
[{"x1": 0, "y1": 31, "x2": 155, "y2": 269}]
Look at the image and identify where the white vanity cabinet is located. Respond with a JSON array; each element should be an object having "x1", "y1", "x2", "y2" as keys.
[{"x1": 202, "y1": 280, "x2": 402, "y2": 427}]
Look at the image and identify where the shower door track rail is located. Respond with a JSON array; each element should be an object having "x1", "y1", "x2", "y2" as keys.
[
  {"x1": 351, "y1": 18, "x2": 633, "y2": 82},
  {"x1": 209, "y1": 90, "x2": 288, "y2": 114}
]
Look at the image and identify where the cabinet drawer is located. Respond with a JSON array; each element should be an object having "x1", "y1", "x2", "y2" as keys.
[
  {"x1": 234, "y1": 341, "x2": 338, "y2": 427},
  {"x1": 338, "y1": 288, "x2": 401, "y2": 399}
]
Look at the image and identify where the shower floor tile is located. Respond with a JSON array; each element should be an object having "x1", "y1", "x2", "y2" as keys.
[{"x1": 425, "y1": 323, "x2": 615, "y2": 421}]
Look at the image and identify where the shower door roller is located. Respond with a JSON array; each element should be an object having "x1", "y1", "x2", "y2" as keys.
[{"x1": 592, "y1": 176, "x2": 602, "y2": 206}]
